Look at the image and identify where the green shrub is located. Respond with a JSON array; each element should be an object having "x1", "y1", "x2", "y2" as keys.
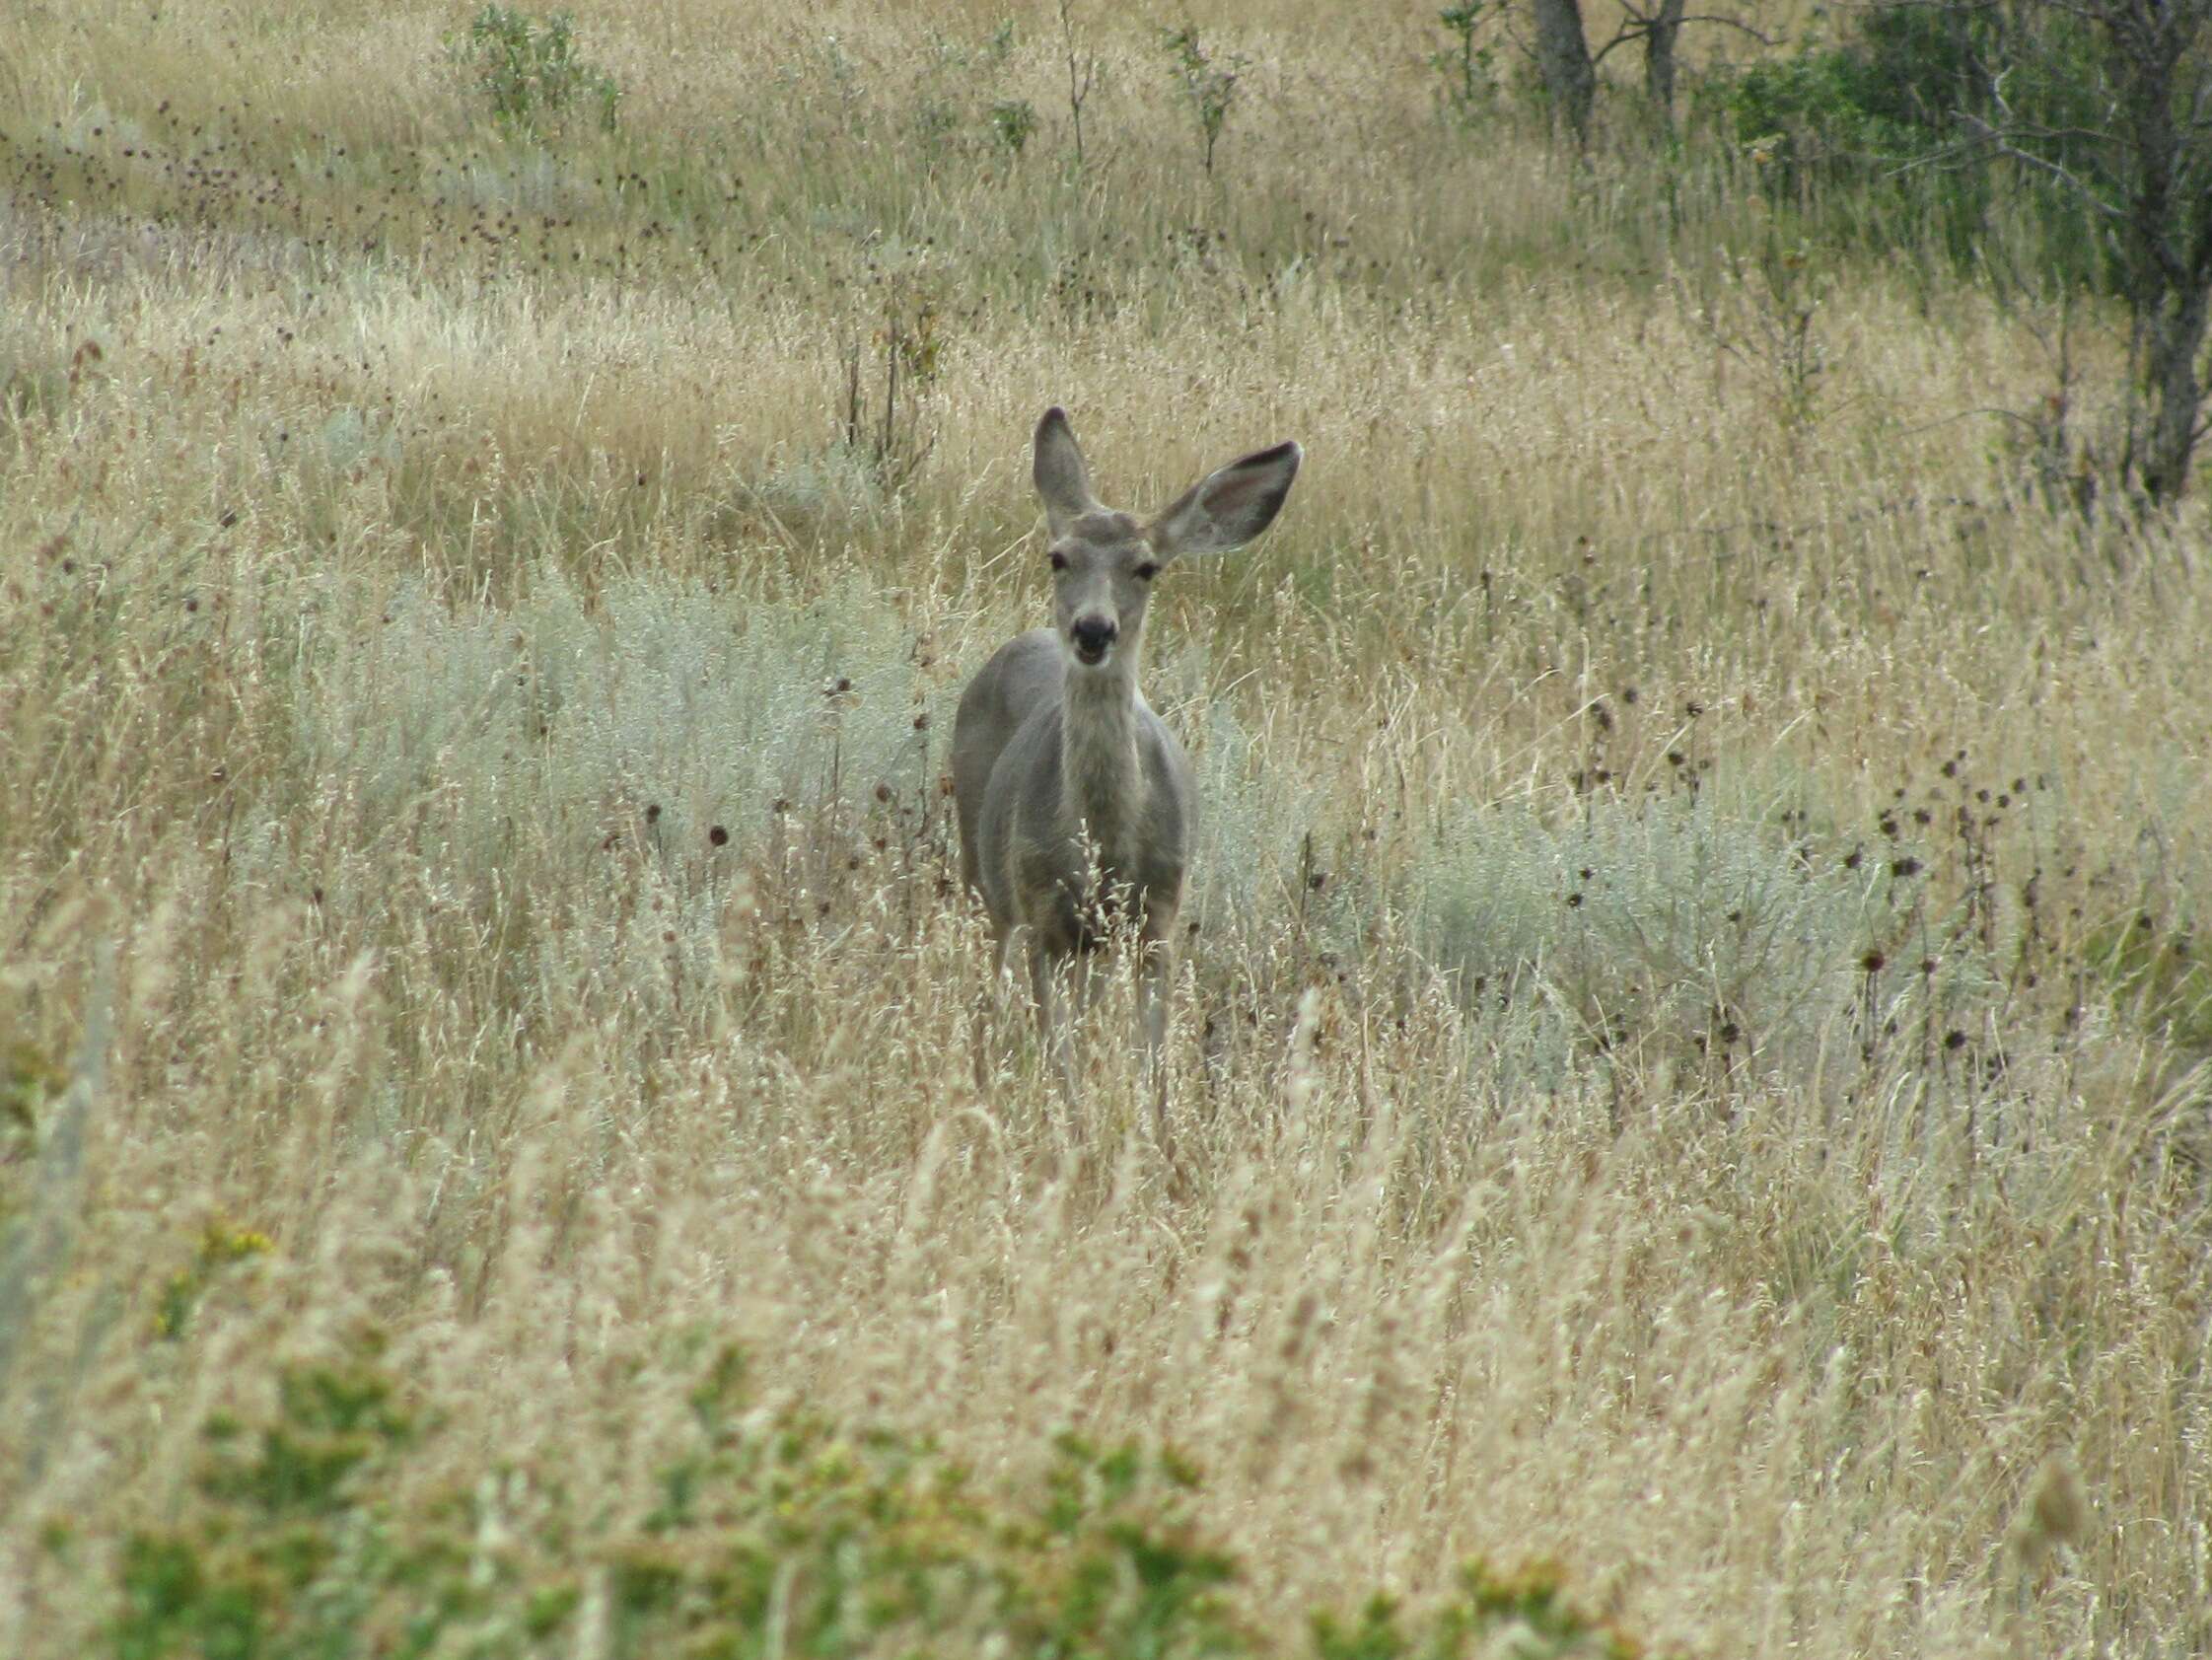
[
  {"x1": 989, "y1": 98, "x2": 1038, "y2": 155},
  {"x1": 1695, "y1": 4, "x2": 2106, "y2": 282},
  {"x1": 1161, "y1": 25, "x2": 1246, "y2": 177},
  {"x1": 1428, "y1": 4, "x2": 1499, "y2": 128},
  {"x1": 450, "y1": 6, "x2": 621, "y2": 135},
  {"x1": 101, "y1": 1339, "x2": 1669, "y2": 1659}
]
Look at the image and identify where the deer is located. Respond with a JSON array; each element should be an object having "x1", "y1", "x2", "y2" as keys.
[{"x1": 953, "y1": 406, "x2": 1302, "y2": 1112}]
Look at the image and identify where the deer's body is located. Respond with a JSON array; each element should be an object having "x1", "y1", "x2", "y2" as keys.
[
  {"x1": 958, "y1": 625, "x2": 1193, "y2": 959},
  {"x1": 954, "y1": 409, "x2": 1301, "y2": 1100}
]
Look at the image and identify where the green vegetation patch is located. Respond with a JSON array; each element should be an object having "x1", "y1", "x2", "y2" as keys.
[
  {"x1": 2082, "y1": 910, "x2": 2212, "y2": 1057},
  {"x1": 104, "y1": 1336, "x2": 1656, "y2": 1660},
  {"x1": 1696, "y1": 4, "x2": 2111, "y2": 282},
  {"x1": 449, "y1": 6, "x2": 622, "y2": 136}
]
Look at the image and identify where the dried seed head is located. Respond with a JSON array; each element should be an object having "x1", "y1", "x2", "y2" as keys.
[
  {"x1": 2030, "y1": 1460, "x2": 2087, "y2": 1545},
  {"x1": 2015, "y1": 1456, "x2": 2089, "y2": 1574}
]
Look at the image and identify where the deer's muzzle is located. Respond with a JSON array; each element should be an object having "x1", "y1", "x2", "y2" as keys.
[{"x1": 1069, "y1": 616, "x2": 1116, "y2": 665}]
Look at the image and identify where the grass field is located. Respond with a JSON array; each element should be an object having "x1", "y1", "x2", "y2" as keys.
[{"x1": 3, "y1": 2, "x2": 2209, "y2": 1655}]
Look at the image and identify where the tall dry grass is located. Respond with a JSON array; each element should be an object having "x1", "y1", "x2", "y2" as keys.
[{"x1": 2, "y1": 2, "x2": 2208, "y2": 1656}]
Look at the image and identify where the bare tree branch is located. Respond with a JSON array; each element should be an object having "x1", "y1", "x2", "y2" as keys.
[
  {"x1": 1932, "y1": 0, "x2": 2212, "y2": 502},
  {"x1": 1591, "y1": 10, "x2": 1773, "y2": 66},
  {"x1": 1957, "y1": 113, "x2": 2130, "y2": 221}
]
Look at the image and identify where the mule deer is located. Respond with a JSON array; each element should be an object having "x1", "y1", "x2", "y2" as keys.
[{"x1": 954, "y1": 407, "x2": 1301, "y2": 1101}]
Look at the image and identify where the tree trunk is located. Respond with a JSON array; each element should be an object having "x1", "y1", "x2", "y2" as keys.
[
  {"x1": 2107, "y1": 0, "x2": 2212, "y2": 502},
  {"x1": 1529, "y1": 0, "x2": 1597, "y2": 146},
  {"x1": 2140, "y1": 275, "x2": 2210, "y2": 503},
  {"x1": 1644, "y1": 0, "x2": 1686, "y2": 117}
]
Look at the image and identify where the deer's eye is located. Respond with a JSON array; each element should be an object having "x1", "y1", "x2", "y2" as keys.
[
  {"x1": 1133, "y1": 561, "x2": 1160, "y2": 582},
  {"x1": 1049, "y1": 550, "x2": 1069, "y2": 572}
]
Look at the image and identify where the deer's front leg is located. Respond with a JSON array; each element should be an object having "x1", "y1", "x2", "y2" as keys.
[
  {"x1": 1029, "y1": 942, "x2": 1079, "y2": 1105},
  {"x1": 1136, "y1": 906, "x2": 1178, "y2": 1156}
]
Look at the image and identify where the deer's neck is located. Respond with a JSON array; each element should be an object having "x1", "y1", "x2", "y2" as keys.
[{"x1": 1059, "y1": 651, "x2": 1147, "y2": 859}]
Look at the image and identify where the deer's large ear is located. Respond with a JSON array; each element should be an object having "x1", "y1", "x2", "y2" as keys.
[
  {"x1": 1150, "y1": 441, "x2": 1302, "y2": 560},
  {"x1": 1034, "y1": 407, "x2": 1100, "y2": 538}
]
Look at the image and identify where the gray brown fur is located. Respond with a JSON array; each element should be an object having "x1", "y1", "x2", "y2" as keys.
[{"x1": 953, "y1": 407, "x2": 1301, "y2": 1098}]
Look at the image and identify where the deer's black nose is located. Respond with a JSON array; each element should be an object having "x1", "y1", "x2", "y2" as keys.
[{"x1": 1070, "y1": 616, "x2": 1117, "y2": 662}]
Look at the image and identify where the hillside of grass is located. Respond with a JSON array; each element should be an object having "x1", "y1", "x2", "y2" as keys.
[{"x1": 3, "y1": 4, "x2": 2207, "y2": 1657}]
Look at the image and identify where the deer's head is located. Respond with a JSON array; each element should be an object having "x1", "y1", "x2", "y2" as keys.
[{"x1": 1033, "y1": 406, "x2": 1301, "y2": 676}]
